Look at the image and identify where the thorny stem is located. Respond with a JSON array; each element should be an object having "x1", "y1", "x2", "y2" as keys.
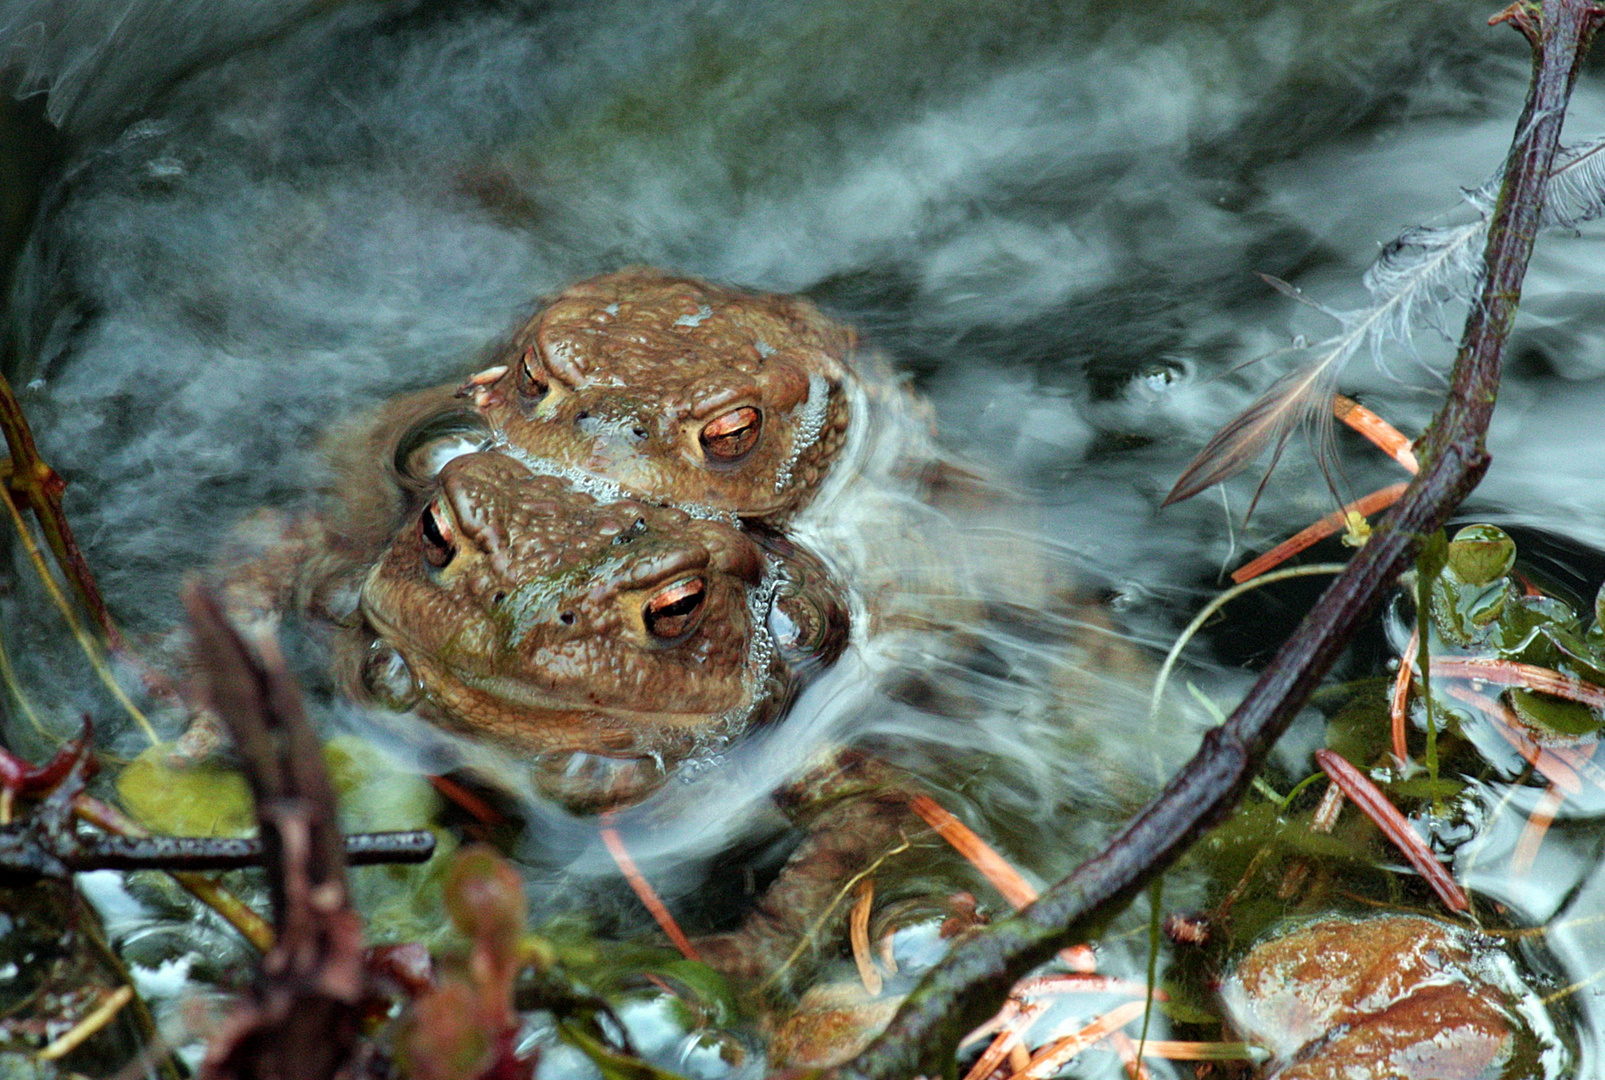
[
  {"x1": 50, "y1": 825, "x2": 437, "y2": 874},
  {"x1": 0, "y1": 368, "x2": 120, "y2": 648},
  {"x1": 839, "y1": 3, "x2": 1605, "y2": 1076}
]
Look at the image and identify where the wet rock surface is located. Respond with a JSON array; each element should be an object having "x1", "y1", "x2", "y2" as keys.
[{"x1": 1222, "y1": 915, "x2": 1525, "y2": 1080}]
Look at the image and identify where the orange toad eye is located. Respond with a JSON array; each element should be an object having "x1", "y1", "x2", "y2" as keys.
[
  {"x1": 699, "y1": 407, "x2": 762, "y2": 464},
  {"x1": 420, "y1": 499, "x2": 456, "y2": 568},
  {"x1": 643, "y1": 577, "x2": 706, "y2": 640},
  {"x1": 516, "y1": 345, "x2": 549, "y2": 402}
]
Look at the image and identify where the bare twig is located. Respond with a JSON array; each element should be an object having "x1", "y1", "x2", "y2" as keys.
[{"x1": 839, "y1": 4, "x2": 1605, "y2": 1075}]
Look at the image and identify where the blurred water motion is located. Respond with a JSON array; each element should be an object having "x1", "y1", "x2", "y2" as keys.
[{"x1": 3, "y1": 1, "x2": 1605, "y2": 1076}]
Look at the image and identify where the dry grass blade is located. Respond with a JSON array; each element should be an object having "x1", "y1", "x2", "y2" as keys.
[
  {"x1": 1313, "y1": 749, "x2": 1468, "y2": 912},
  {"x1": 907, "y1": 794, "x2": 1037, "y2": 909},
  {"x1": 1106, "y1": 1031, "x2": 1152, "y2": 1080},
  {"x1": 1124, "y1": 1041, "x2": 1258, "y2": 1062},
  {"x1": 961, "y1": 1004, "x2": 1046, "y2": 1080},
  {"x1": 757, "y1": 836, "x2": 913, "y2": 992},
  {"x1": 36, "y1": 985, "x2": 136, "y2": 1061},
  {"x1": 1333, "y1": 395, "x2": 1420, "y2": 473},
  {"x1": 851, "y1": 879, "x2": 882, "y2": 995},
  {"x1": 1446, "y1": 684, "x2": 1592, "y2": 795},
  {"x1": 427, "y1": 773, "x2": 506, "y2": 826},
  {"x1": 0, "y1": 478, "x2": 158, "y2": 744},
  {"x1": 1011, "y1": 975, "x2": 1161, "y2": 999}
]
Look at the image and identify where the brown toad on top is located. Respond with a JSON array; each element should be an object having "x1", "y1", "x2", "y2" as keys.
[
  {"x1": 462, "y1": 268, "x2": 854, "y2": 522},
  {"x1": 352, "y1": 451, "x2": 848, "y2": 809}
]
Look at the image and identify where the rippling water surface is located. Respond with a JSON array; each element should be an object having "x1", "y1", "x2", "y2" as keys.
[{"x1": 5, "y1": 1, "x2": 1605, "y2": 1076}]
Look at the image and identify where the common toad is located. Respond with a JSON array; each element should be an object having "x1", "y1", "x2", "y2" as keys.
[
  {"x1": 462, "y1": 268, "x2": 853, "y2": 522},
  {"x1": 348, "y1": 451, "x2": 849, "y2": 809}
]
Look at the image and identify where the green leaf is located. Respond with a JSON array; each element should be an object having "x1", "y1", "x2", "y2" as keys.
[
  {"x1": 651, "y1": 960, "x2": 740, "y2": 1027},
  {"x1": 115, "y1": 744, "x2": 255, "y2": 837},
  {"x1": 1539, "y1": 625, "x2": 1605, "y2": 684},
  {"x1": 1445, "y1": 524, "x2": 1516, "y2": 586},
  {"x1": 1508, "y1": 688, "x2": 1603, "y2": 737},
  {"x1": 558, "y1": 1019, "x2": 694, "y2": 1080}
]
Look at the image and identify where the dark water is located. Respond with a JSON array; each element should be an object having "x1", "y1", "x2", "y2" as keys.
[{"x1": 4, "y1": 0, "x2": 1605, "y2": 1076}]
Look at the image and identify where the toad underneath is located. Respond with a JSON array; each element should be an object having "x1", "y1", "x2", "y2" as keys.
[{"x1": 320, "y1": 450, "x2": 850, "y2": 811}]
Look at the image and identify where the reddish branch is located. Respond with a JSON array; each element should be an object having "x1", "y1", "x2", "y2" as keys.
[
  {"x1": 185, "y1": 584, "x2": 368, "y2": 1080},
  {"x1": 839, "y1": 3, "x2": 1605, "y2": 1075},
  {"x1": 0, "y1": 370, "x2": 120, "y2": 646}
]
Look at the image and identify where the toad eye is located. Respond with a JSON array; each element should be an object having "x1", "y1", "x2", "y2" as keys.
[
  {"x1": 699, "y1": 406, "x2": 762, "y2": 464},
  {"x1": 643, "y1": 577, "x2": 706, "y2": 640},
  {"x1": 420, "y1": 499, "x2": 456, "y2": 569},
  {"x1": 516, "y1": 345, "x2": 549, "y2": 403}
]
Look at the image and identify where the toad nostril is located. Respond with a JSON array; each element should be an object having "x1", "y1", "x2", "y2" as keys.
[
  {"x1": 559, "y1": 611, "x2": 576, "y2": 625},
  {"x1": 631, "y1": 426, "x2": 648, "y2": 440},
  {"x1": 492, "y1": 592, "x2": 506, "y2": 605}
]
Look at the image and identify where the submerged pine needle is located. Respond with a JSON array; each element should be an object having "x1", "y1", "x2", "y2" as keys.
[{"x1": 1166, "y1": 134, "x2": 1605, "y2": 509}]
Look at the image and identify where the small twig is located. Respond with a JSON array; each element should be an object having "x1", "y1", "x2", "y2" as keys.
[
  {"x1": 185, "y1": 584, "x2": 367, "y2": 1080},
  {"x1": 71, "y1": 794, "x2": 277, "y2": 953},
  {"x1": 53, "y1": 830, "x2": 435, "y2": 873}
]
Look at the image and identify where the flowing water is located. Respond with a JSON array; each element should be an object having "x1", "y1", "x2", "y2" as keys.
[{"x1": 3, "y1": 0, "x2": 1605, "y2": 1076}]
